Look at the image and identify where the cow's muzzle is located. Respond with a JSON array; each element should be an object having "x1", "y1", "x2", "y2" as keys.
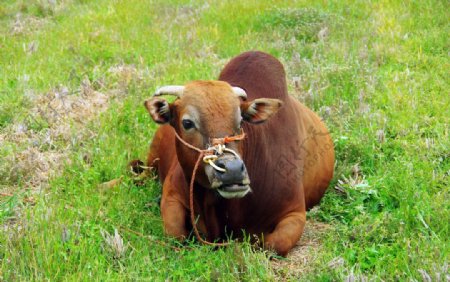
[{"x1": 206, "y1": 154, "x2": 251, "y2": 199}]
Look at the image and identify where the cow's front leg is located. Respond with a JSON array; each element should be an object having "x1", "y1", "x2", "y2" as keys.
[
  {"x1": 263, "y1": 211, "x2": 306, "y2": 257},
  {"x1": 160, "y1": 168, "x2": 189, "y2": 240},
  {"x1": 161, "y1": 196, "x2": 188, "y2": 239}
]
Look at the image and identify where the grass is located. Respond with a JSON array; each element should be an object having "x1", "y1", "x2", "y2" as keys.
[{"x1": 1, "y1": 0, "x2": 448, "y2": 280}]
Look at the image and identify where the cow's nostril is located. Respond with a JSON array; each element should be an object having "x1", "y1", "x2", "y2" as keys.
[
  {"x1": 212, "y1": 157, "x2": 247, "y2": 184},
  {"x1": 214, "y1": 159, "x2": 226, "y2": 171}
]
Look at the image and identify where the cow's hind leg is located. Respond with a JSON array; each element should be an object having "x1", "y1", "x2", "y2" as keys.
[{"x1": 263, "y1": 211, "x2": 306, "y2": 257}]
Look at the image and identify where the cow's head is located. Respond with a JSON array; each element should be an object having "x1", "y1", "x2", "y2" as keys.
[{"x1": 144, "y1": 81, "x2": 282, "y2": 199}]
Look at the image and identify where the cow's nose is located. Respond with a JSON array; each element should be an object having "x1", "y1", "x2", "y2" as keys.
[{"x1": 214, "y1": 157, "x2": 246, "y2": 184}]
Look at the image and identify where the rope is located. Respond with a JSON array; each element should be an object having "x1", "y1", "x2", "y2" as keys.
[
  {"x1": 189, "y1": 151, "x2": 229, "y2": 246},
  {"x1": 172, "y1": 129, "x2": 246, "y2": 247}
]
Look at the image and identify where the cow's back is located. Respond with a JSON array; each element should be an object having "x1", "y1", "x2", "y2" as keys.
[
  {"x1": 219, "y1": 51, "x2": 289, "y2": 101},
  {"x1": 218, "y1": 51, "x2": 334, "y2": 232}
]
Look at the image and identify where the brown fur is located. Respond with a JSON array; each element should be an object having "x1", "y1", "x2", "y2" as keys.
[{"x1": 145, "y1": 51, "x2": 334, "y2": 256}]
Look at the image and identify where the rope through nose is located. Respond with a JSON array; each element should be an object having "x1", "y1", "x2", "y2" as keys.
[
  {"x1": 174, "y1": 129, "x2": 246, "y2": 173},
  {"x1": 172, "y1": 128, "x2": 246, "y2": 247},
  {"x1": 202, "y1": 155, "x2": 226, "y2": 172}
]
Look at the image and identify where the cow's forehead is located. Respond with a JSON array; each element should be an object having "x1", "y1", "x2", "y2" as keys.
[
  {"x1": 183, "y1": 81, "x2": 236, "y2": 99},
  {"x1": 178, "y1": 81, "x2": 240, "y2": 112},
  {"x1": 175, "y1": 81, "x2": 241, "y2": 133}
]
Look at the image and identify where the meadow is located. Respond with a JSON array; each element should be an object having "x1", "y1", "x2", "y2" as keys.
[{"x1": 0, "y1": 0, "x2": 448, "y2": 280}]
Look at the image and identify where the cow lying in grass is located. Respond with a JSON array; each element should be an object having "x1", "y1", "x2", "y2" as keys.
[{"x1": 140, "y1": 51, "x2": 334, "y2": 256}]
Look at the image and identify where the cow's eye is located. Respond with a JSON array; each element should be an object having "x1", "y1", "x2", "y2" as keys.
[{"x1": 182, "y1": 119, "x2": 195, "y2": 130}]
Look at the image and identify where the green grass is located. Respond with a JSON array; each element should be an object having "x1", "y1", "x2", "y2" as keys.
[{"x1": 1, "y1": 0, "x2": 448, "y2": 280}]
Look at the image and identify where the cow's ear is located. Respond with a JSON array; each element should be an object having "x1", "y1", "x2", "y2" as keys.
[
  {"x1": 144, "y1": 98, "x2": 171, "y2": 124},
  {"x1": 241, "y1": 98, "x2": 283, "y2": 124}
]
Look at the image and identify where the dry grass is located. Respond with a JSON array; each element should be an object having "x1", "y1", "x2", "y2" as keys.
[
  {"x1": 0, "y1": 60, "x2": 149, "y2": 197},
  {"x1": 0, "y1": 75, "x2": 118, "y2": 218},
  {"x1": 271, "y1": 219, "x2": 332, "y2": 279},
  {"x1": 9, "y1": 13, "x2": 48, "y2": 35}
]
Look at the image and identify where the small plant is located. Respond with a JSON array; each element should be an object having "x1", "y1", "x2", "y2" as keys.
[{"x1": 100, "y1": 228, "x2": 128, "y2": 260}]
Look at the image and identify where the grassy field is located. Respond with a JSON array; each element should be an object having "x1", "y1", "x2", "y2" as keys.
[{"x1": 0, "y1": 0, "x2": 448, "y2": 280}]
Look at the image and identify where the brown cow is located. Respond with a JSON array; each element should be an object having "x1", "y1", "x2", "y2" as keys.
[{"x1": 142, "y1": 51, "x2": 334, "y2": 256}]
